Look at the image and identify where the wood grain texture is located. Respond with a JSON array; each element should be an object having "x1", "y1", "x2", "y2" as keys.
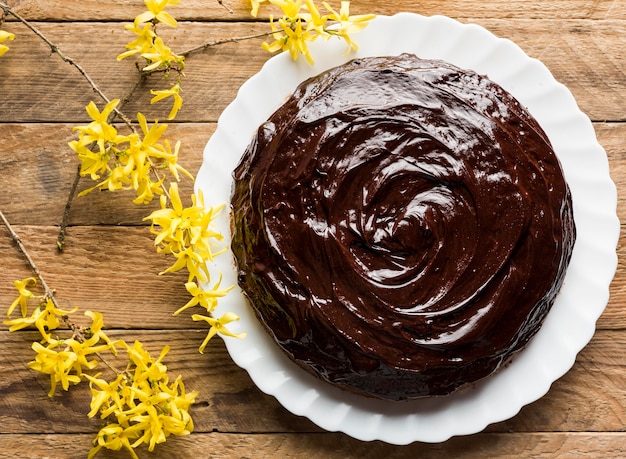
[
  {"x1": 0, "y1": 1, "x2": 624, "y2": 458},
  {"x1": 0, "y1": 20, "x2": 624, "y2": 122},
  {"x1": 1, "y1": 432, "x2": 626, "y2": 459},
  {"x1": 2, "y1": 330, "x2": 626, "y2": 434},
  {"x1": 4, "y1": 0, "x2": 626, "y2": 20},
  {"x1": 0, "y1": 123, "x2": 211, "y2": 226},
  {"x1": 0, "y1": 222, "x2": 624, "y2": 331},
  {"x1": 0, "y1": 123, "x2": 624, "y2": 225}
]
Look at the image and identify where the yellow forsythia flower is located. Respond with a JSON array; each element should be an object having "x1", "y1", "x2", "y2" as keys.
[
  {"x1": 323, "y1": 1, "x2": 376, "y2": 53},
  {"x1": 28, "y1": 341, "x2": 82, "y2": 397},
  {"x1": 128, "y1": 342, "x2": 170, "y2": 385},
  {"x1": 19, "y1": 309, "x2": 114, "y2": 396},
  {"x1": 86, "y1": 341, "x2": 197, "y2": 458},
  {"x1": 88, "y1": 423, "x2": 139, "y2": 459},
  {"x1": 117, "y1": 19, "x2": 156, "y2": 61},
  {"x1": 71, "y1": 102, "x2": 189, "y2": 204},
  {"x1": 150, "y1": 83, "x2": 183, "y2": 120},
  {"x1": 7, "y1": 277, "x2": 37, "y2": 317},
  {"x1": 69, "y1": 99, "x2": 127, "y2": 181},
  {"x1": 144, "y1": 183, "x2": 225, "y2": 283},
  {"x1": 264, "y1": 13, "x2": 317, "y2": 65},
  {"x1": 118, "y1": 1, "x2": 185, "y2": 73},
  {"x1": 5, "y1": 290, "x2": 118, "y2": 398},
  {"x1": 160, "y1": 137, "x2": 192, "y2": 182},
  {"x1": 85, "y1": 310, "x2": 121, "y2": 354},
  {"x1": 250, "y1": 0, "x2": 270, "y2": 16},
  {"x1": 0, "y1": 30, "x2": 15, "y2": 56},
  {"x1": 259, "y1": 0, "x2": 375, "y2": 63},
  {"x1": 4, "y1": 297, "x2": 78, "y2": 342},
  {"x1": 270, "y1": 0, "x2": 304, "y2": 17},
  {"x1": 302, "y1": 0, "x2": 329, "y2": 35},
  {"x1": 64, "y1": 338, "x2": 107, "y2": 377},
  {"x1": 173, "y1": 276, "x2": 234, "y2": 316},
  {"x1": 136, "y1": 0, "x2": 182, "y2": 28},
  {"x1": 73, "y1": 99, "x2": 123, "y2": 148},
  {"x1": 191, "y1": 312, "x2": 247, "y2": 353},
  {"x1": 84, "y1": 373, "x2": 126, "y2": 418},
  {"x1": 261, "y1": 0, "x2": 314, "y2": 63},
  {"x1": 121, "y1": 113, "x2": 168, "y2": 203},
  {"x1": 36, "y1": 298, "x2": 79, "y2": 336},
  {"x1": 3, "y1": 308, "x2": 40, "y2": 333},
  {"x1": 141, "y1": 36, "x2": 183, "y2": 72}
]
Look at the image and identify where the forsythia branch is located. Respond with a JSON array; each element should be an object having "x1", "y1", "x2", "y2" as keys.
[{"x1": 180, "y1": 30, "x2": 275, "y2": 57}]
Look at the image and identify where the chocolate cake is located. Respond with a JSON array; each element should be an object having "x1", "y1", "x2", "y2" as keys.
[{"x1": 230, "y1": 54, "x2": 576, "y2": 400}]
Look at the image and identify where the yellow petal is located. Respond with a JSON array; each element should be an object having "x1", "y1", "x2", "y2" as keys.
[
  {"x1": 0, "y1": 30, "x2": 15, "y2": 42},
  {"x1": 156, "y1": 10, "x2": 178, "y2": 27},
  {"x1": 135, "y1": 10, "x2": 156, "y2": 24}
]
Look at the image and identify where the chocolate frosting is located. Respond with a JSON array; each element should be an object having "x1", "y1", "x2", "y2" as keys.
[{"x1": 231, "y1": 54, "x2": 576, "y2": 400}]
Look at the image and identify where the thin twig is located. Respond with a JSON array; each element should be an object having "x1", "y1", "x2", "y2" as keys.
[
  {"x1": 180, "y1": 30, "x2": 274, "y2": 57},
  {"x1": 216, "y1": 0, "x2": 234, "y2": 14},
  {"x1": 118, "y1": 69, "x2": 148, "y2": 115},
  {"x1": 56, "y1": 162, "x2": 82, "y2": 251}
]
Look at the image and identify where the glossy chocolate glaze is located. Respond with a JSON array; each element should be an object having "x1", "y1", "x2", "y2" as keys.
[{"x1": 231, "y1": 54, "x2": 576, "y2": 400}]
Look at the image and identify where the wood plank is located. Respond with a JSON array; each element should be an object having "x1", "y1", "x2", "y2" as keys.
[
  {"x1": 0, "y1": 226, "x2": 194, "y2": 327},
  {"x1": 3, "y1": 0, "x2": 252, "y2": 21},
  {"x1": 0, "y1": 20, "x2": 624, "y2": 122},
  {"x1": 0, "y1": 123, "x2": 212, "y2": 226},
  {"x1": 0, "y1": 223, "x2": 624, "y2": 330},
  {"x1": 0, "y1": 21, "x2": 268, "y2": 123},
  {"x1": 481, "y1": 19, "x2": 626, "y2": 123},
  {"x1": 5, "y1": 0, "x2": 626, "y2": 21},
  {"x1": 1, "y1": 432, "x2": 626, "y2": 459},
  {"x1": 2, "y1": 329, "x2": 626, "y2": 434},
  {"x1": 0, "y1": 329, "x2": 324, "y2": 435},
  {"x1": 0, "y1": 122, "x2": 624, "y2": 226}
]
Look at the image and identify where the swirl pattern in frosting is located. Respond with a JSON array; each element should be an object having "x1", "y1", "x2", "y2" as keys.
[{"x1": 231, "y1": 54, "x2": 576, "y2": 400}]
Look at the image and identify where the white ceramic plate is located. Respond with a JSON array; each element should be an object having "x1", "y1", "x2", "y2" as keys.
[{"x1": 196, "y1": 13, "x2": 619, "y2": 444}]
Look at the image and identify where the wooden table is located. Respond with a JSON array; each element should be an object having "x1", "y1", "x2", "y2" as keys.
[{"x1": 1, "y1": 1, "x2": 624, "y2": 457}]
